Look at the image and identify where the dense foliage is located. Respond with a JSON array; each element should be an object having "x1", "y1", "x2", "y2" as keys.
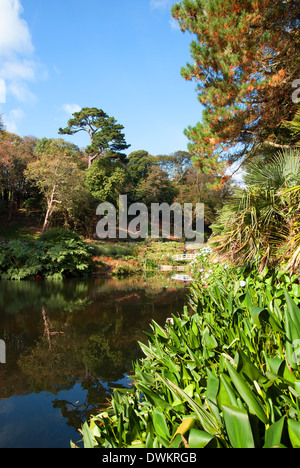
[
  {"x1": 210, "y1": 148, "x2": 300, "y2": 272},
  {"x1": 0, "y1": 108, "x2": 231, "y2": 238},
  {"x1": 171, "y1": 0, "x2": 300, "y2": 175},
  {"x1": 78, "y1": 259, "x2": 300, "y2": 448},
  {"x1": 0, "y1": 0, "x2": 299, "y2": 450},
  {"x1": 0, "y1": 233, "x2": 96, "y2": 280},
  {"x1": 58, "y1": 107, "x2": 131, "y2": 166}
]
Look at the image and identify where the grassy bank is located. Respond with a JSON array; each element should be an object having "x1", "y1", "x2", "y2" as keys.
[
  {"x1": 0, "y1": 224, "x2": 190, "y2": 280},
  {"x1": 91, "y1": 240, "x2": 187, "y2": 278}
]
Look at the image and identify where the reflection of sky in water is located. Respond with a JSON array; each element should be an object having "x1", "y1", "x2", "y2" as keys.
[
  {"x1": 0, "y1": 376, "x2": 136, "y2": 447},
  {"x1": 0, "y1": 389, "x2": 83, "y2": 448}
]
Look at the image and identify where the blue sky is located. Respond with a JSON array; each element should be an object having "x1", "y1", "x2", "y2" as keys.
[{"x1": 0, "y1": 0, "x2": 203, "y2": 156}]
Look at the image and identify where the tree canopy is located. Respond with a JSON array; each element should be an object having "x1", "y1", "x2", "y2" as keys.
[
  {"x1": 25, "y1": 139, "x2": 85, "y2": 233},
  {"x1": 172, "y1": 0, "x2": 300, "y2": 176},
  {"x1": 58, "y1": 107, "x2": 131, "y2": 167}
]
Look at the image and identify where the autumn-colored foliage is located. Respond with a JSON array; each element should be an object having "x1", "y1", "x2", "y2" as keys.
[
  {"x1": 0, "y1": 131, "x2": 37, "y2": 219},
  {"x1": 172, "y1": 0, "x2": 300, "y2": 176}
]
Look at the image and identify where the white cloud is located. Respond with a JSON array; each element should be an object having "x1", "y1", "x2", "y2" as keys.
[
  {"x1": 0, "y1": 59, "x2": 36, "y2": 81},
  {"x1": 150, "y1": 0, "x2": 172, "y2": 10},
  {"x1": 0, "y1": 0, "x2": 46, "y2": 107},
  {"x1": 4, "y1": 108, "x2": 25, "y2": 133},
  {"x1": 8, "y1": 81, "x2": 36, "y2": 103},
  {"x1": 62, "y1": 104, "x2": 81, "y2": 116},
  {"x1": 169, "y1": 17, "x2": 180, "y2": 31},
  {"x1": 0, "y1": 80, "x2": 6, "y2": 103},
  {"x1": 0, "y1": 0, "x2": 34, "y2": 57}
]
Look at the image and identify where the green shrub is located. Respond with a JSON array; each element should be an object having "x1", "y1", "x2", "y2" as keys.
[
  {"x1": 209, "y1": 149, "x2": 300, "y2": 273},
  {"x1": 0, "y1": 238, "x2": 96, "y2": 280},
  {"x1": 39, "y1": 228, "x2": 82, "y2": 243},
  {"x1": 92, "y1": 243, "x2": 134, "y2": 258}
]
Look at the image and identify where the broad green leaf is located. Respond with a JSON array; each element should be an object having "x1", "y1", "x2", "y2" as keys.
[
  {"x1": 152, "y1": 321, "x2": 169, "y2": 339},
  {"x1": 284, "y1": 290, "x2": 300, "y2": 331},
  {"x1": 189, "y1": 428, "x2": 215, "y2": 448},
  {"x1": 156, "y1": 374, "x2": 221, "y2": 436},
  {"x1": 169, "y1": 433, "x2": 183, "y2": 448},
  {"x1": 287, "y1": 419, "x2": 300, "y2": 448},
  {"x1": 288, "y1": 420, "x2": 300, "y2": 448},
  {"x1": 284, "y1": 309, "x2": 299, "y2": 370},
  {"x1": 236, "y1": 350, "x2": 267, "y2": 384},
  {"x1": 203, "y1": 327, "x2": 218, "y2": 349},
  {"x1": 146, "y1": 432, "x2": 153, "y2": 448},
  {"x1": 206, "y1": 369, "x2": 222, "y2": 423},
  {"x1": 226, "y1": 361, "x2": 268, "y2": 424},
  {"x1": 170, "y1": 417, "x2": 195, "y2": 445},
  {"x1": 82, "y1": 421, "x2": 95, "y2": 448},
  {"x1": 250, "y1": 306, "x2": 268, "y2": 328},
  {"x1": 223, "y1": 405, "x2": 255, "y2": 448},
  {"x1": 153, "y1": 408, "x2": 170, "y2": 439},
  {"x1": 264, "y1": 417, "x2": 285, "y2": 448},
  {"x1": 136, "y1": 383, "x2": 172, "y2": 411},
  {"x1": 217, "y1": 374, "x2": 239, "y2": 408}
]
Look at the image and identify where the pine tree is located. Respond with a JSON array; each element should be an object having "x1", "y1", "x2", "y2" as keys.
[
  {"x1": 172, "y1": 0, "x2": 300, "y2": 176},
  {"x1": 59, "y1": 107, "x2": 130, "y2": 168}
]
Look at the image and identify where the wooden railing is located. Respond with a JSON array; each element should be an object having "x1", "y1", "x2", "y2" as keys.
[
  {"x1": 172, "y1": 254, "x2": 197, "y2": 261},
  {"x1": 171, "y1": 274, "x2": 194, "y2": 282}
]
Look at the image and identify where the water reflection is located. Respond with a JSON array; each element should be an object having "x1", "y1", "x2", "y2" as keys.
[{"x1": 0, "y1": 274, "x2": 188, "y2": 448}]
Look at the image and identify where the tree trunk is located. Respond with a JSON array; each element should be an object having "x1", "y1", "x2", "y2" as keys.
[
  {"x1": 42, "y1": 206, "x2": 53, "y2": 234},
  {"x1": 88, "y1": 153, "x2": 98, "y2": 168},
  {"x1": 8, "y1": 191, "x2": 13, "y2": 221},
  {"x1": 42, "y1": 185, "x2": 56, "y2": 234}
]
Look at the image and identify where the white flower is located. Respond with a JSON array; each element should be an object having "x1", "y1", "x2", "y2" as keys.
[
  {"x1": 225, "y1": 265, "x2": 230, "y2": 270},
  {"x1": 205, "y1": 274, "x2": 210, "y2": 279},
  {"x1": 240, "y1": 280, "x2": 247, "y2": 287}
]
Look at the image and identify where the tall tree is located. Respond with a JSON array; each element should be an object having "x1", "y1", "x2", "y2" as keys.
[
  {"x1": 127, "y1": 150, "x2": 153, "y2": 183},
  {"x1": 172, "y1": 0, "x2": 300, "y2": 175},
  {"x1": 135, "y1": 166, "x2": 177, "y2": 206},
  {"x1": 25, "y1": 139, "x2": 85, "y2": 233},
  {"x1": 58, "y1": 107, "x2": 130, "y2": 167},
  {"x1": 154, "y1": 151, "x2": 192, "y2": 185},
  {"x1": 85, "y1": 158, "x2": 128, "y2": 205},
  {"x1": 0, "y1": 133, "x2": 37, "y2": 219}
]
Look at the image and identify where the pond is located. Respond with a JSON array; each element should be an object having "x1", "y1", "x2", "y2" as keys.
[{"x1": 0, "y1": 274, "x2": 189, "y2": 448}]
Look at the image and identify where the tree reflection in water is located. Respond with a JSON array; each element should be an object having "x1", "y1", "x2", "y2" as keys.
[{"x1": 0, "y1": 275, "x2": 188, "y2": 447}]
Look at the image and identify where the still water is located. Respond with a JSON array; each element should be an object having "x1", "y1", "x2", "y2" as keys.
[{"x1": 0, "y1": 274, "x2": 189, "y2": 448}]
